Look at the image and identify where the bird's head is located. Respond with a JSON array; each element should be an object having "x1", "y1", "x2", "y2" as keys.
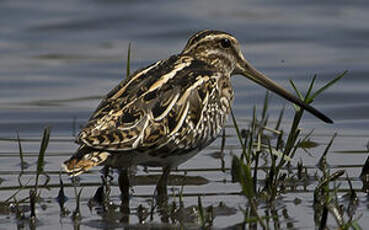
[
  {"x1": 182, "y1": 30, "x2": 333, "y2": 123},
  {"x1": 182, "y1": 30, "x2": 242, "y2": 74}
]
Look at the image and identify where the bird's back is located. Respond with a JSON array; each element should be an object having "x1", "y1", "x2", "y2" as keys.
[{"x1": 63, "y1": 53, "x2": 234, "y2": 174}]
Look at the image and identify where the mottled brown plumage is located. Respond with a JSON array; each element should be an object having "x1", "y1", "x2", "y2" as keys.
[{"x1": 62, "y1": 30, "x2": 332, "y2": 197}]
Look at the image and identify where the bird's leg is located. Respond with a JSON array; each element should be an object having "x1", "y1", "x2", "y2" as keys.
[
  {"x1": 118, "y1": 169, "x2": 130, "y2": 216},
  {"x1": 101, "y1": 166, "x2": 112, "y2": 201},
  {"x1": 101, "y1": 165, "x2": 110, "y2": 178},
  {"x1": 156, "y1": 166, "x2": 171, "y2": 203},
  {"x1": 155, "y1": 166, "x2": 171, "y2": 223}
]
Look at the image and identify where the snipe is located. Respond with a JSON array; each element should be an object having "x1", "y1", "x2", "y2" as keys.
[{"x1": 63, "y1": 30, "x2": 332, "y2": 200}]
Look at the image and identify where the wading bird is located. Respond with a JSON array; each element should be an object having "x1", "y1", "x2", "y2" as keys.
[{"x1": 63, "y1": 30, "x2": 332, "y2": 201}]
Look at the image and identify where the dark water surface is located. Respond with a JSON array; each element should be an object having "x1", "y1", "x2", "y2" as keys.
[{"x1": 1, "y1": 0, "x2": 369, "y2": 229}]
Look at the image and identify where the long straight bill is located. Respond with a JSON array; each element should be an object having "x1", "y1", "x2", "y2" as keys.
[{"x1": 241, "y1": 63, "x2": 333, "y2": 124}]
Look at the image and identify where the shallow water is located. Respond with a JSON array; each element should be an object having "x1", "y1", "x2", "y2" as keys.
[{"x1": 1, "y1": 0, "x2": 369, "y2": 229}]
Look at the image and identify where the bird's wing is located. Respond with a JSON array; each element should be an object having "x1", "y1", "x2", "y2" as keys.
[{"x1": 77, "y1": 55, "x2": 221, "y2": 152}]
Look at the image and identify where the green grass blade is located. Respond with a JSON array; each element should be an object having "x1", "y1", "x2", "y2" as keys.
[
  {"x1": 350, "y1": 221, "x2": 362, "y2": 230},
  {"x1": 230, "y1": 108, "x2": 249, "y2": 163},
  {"x1": 305, "y1": 74, "x2": 317, "y2": 99},
  {"x1": 16, "y1": 131, "x2": 24, "y2": 171},
  {"x1": 311, "y1": 70, "x2": 347, "y2": 100},
  {"x1": 126, "y1": 42, "x2": 131, "y2": 78},
  {"x1": 37, "y1": 127, "x2": 51, "y2": 174},
  {"x1": 275, "y1": 106, "x2": 285, "y2": 131},
  {"x1": 261, "y1": 91, "x2": 269, "y2": 121},
  {"x1": 73, "y1": 188, "x2": 83, "y2": 220},
  {"x1": 289, "y1": 80, "x2": 304, "y2": 100},
  {"x1": 322, "y1": 133, "x2": 337, "y2": 158},
  {"x1": 197, "y1": 195, "x2": 205, "y2": 227},
  {"x1": 232, "y1": 156, "x2": 255, "y2": 199},
  {"x1": 35, "y1": 127, "x2": 51, "y2": 192}
]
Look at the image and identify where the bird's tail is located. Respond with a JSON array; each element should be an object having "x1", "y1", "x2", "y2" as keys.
[{"x1": 62, "y1": 144, "x2": 111, "y2": 176}]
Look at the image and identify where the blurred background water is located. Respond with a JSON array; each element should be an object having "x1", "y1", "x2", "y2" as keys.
[{"x1": 0, "y1": 0, "x2": 369, "y2": 229}]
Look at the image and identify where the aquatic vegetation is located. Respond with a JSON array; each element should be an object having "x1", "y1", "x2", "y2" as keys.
[{"x1": 229, "y1": 71, "x2": 364, "y2": 229}]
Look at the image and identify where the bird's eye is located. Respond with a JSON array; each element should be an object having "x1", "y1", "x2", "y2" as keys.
[{"x1": 220, "y1": 38, "x2": 231, "y2": 48}]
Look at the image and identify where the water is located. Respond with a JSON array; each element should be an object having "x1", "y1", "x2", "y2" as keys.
[{"x1": 1, "y1": 0, "x2": 369, "y2": 229}]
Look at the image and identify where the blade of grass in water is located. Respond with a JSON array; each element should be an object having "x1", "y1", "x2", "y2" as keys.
[
  {"x1": 230, "y1": 108, "x2": 249, "y2": 164},
  {"x1": 126, "y1": 42, "x2": 131, "y2": 78},
  {"x1": 73, "y1": 188, "x2": 83, "y2": 220},
  {"x1": 318, "y1": 133, "x2": 337, "y2": 170},
  {"x1": 35, "y1": 127, "x2": 51, "y2": 192},
  {"x1": 305, "y1": 74, "x2": 317, "y2": 100},
  {"x1": 16, "y1": 131, "x2": 25, "y2": 172},
  {"x1": 197, "y1": 195, "x2": 205, "y2": 228},
  {"x1": 289, "y1": 80, "x2": 304, "y2": 102},
  {"x1": 231, "y1": 156, "x2": 266, "y2": 228},
  {"x1": 261, "y1": 91, "x2": 269, "y2": 122},
  {"x1": 275, "y1": 105, "x2": 285, "y2": 131},
  {"x1": 322, "y1": 133, "x2": 337, "y2": 157},
  {"x1": 231, "y1": 156, "x2": 254, "y2": 199},
  {"x1": 310, "y1": 70, "x2": 347, "y2": 101}
]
